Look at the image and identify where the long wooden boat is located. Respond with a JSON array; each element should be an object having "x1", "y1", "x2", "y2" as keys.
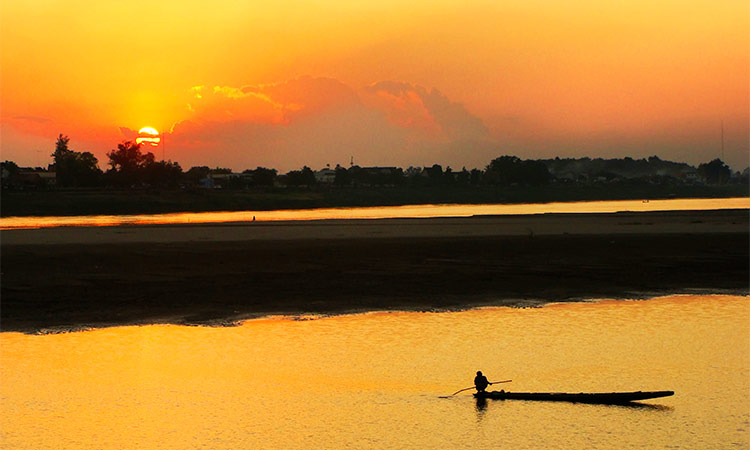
[{"x1": 474, "y1": 390, "x2": 674, "y2": 404}]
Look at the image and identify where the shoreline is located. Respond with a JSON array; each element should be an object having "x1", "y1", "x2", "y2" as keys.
[
  {"x1": 3, "y1": 209, "x2": 748, "y2": 246},
  {"x1": 12, "y1": 291, "x2": 748, "y2": 336},
  {"x1": 2, "y1": 186, "x2": 747, "y2": 218},
  {"x1": 2, "y1": 209, "x2": 748, "y2": 334}
]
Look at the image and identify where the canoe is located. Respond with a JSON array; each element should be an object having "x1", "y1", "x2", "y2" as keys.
[{"x1": 474, "y1": 390, "x2": 674, "y2": 404}]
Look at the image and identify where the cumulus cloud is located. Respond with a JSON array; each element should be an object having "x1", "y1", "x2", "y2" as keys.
[
  {"x1": 361, "y1": 81, "x2": 489, "y2": 142},
  {"x1": 165, "y1": 76, "x2": 493, "y2": 171}
]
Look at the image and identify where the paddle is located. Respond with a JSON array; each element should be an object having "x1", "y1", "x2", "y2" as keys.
[{"x1": 450, "y1": 379, "x2": 512, "y2": 396}]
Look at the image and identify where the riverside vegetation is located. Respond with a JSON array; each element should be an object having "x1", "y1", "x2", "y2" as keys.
[{"x1": 2, "y1": 135, "x2": 747, "y2": 216}]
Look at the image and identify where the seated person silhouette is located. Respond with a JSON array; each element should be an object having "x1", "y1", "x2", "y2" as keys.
[{"x1": 474, "y1": 371, "x2": 490, "y2": 392}]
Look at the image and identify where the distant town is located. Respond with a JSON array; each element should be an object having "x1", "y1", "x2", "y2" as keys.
[{"x1": 2, "y1": 134, "x2": 748, "y2": 191}]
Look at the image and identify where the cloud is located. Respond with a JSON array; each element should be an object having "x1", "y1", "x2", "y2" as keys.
[
  {"x1": 13, "y1": 115, "x2": 51, "y2": 124},
  {"x1": 164, "y1": 76, "x2": 493, "y2": 171},
  {"x1": 361, "y1": 81, "x2": 490, "y2": 142},
  {"x1": 119, "y1": 126, "x2": 138, "y2": 140}
]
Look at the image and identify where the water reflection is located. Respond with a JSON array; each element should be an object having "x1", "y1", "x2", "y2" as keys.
[
  {"x1": 474, "y1": 397, "x2": 488, "y2": 417},
  {"x1": 0, "y1": 295, "x2": 747, "y2": 449},
  {"x1": 474, "y1": 395, "x2": 674, "y2": 410},
  {"x1": 1, "y1": 197, "x2": 747, "y2": 229}
]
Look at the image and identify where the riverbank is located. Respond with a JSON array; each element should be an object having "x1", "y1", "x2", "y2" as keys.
[
  {"x1": 1, "y1": 209, "x2": 748, "y2": 333},
  {"x1": 2, "y1": 184, "x2": 747, "y2": 217}
]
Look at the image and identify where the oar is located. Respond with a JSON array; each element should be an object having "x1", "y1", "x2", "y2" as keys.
[{"x1": 450, "y1": 379, "x2": 512, "y2": 396}]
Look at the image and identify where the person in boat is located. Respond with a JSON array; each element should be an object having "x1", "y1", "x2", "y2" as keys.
[{"x1": 474, "y1": 371, "x2": 490, "y2": 392}]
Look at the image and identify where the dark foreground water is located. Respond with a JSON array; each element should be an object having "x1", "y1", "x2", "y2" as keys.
[{"x1": 1, "y1": 295, "x2": 748, "y2": 449}]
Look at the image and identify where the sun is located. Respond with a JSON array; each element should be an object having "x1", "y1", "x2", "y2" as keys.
[{"x1": 136, "y1": 126, "x2": 161, "y2": 146}]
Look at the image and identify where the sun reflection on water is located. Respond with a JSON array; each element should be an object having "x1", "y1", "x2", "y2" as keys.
[
  {"x1": 1, "y1": 295, "x2": 748, "y2": 449},
  {"x1": 1, "y1": 197, "x2": 748, "y2": 230}
]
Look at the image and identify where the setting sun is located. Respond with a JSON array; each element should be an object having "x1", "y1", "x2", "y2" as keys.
[
  {"x1": 0, "y1": 1, "x2": 748, "y2": 447},
  {"x1": 136, "y1": 127, "x2": 160, "y2": 146}
]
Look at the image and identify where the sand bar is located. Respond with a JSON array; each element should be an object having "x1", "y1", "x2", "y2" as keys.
[
  {"x1": 1, "y1": 209, "x2": 747, "y2": 333},
  {"x1": 2, "y1": 209, "x2": 748, "y2": 246}
]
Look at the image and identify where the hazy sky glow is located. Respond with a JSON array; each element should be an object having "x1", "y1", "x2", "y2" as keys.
[{"x1": 1, "y1": 0, "x2": 748, "y2": 170}]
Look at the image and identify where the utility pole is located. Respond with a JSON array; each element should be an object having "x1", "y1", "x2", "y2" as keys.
[{"x1": 721, "y1": 120, "x2": 724, "y2": 161}]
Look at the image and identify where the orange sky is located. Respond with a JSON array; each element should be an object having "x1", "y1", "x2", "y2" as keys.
[{"x1": 1, "y1": 0, "x2": 748, "y2": 171}]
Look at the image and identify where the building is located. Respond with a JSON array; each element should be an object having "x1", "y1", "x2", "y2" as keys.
[{"x1": 315, "y1": 168, "x2": 336, "y2": 184}]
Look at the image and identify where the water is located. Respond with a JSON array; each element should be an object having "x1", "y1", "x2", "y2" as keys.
[
  {"x1": 1, "y1": 295, "x2": 747, "y2": 448},
  {"x1": 1, "y1": 197, "x2": 748, "y2": 229}
]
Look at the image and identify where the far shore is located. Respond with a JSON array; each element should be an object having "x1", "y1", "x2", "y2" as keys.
[
  {"x1": 2, "y1": 184, "x2": 747, "y2": 217},
  {"x1": 1, "y1": 209, "x2": 748, "y2": 333}
]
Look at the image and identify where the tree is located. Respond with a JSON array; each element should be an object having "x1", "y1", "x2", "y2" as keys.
[
  {"x1": 185, "y1": 166, "x2": 211, "y2": 185},
  {"x1": 245, "y1": 167, "x2": 277, "y2": 186},
  {"x1": 519, "y1": 160, "x2": 551, "y2": 186},
  {"x1": 106, "y1": 141, "x2": 155, "y2": 186},
  {"x1": 51, "y1": 134, "x2": 102, "y2": 187},
  {"x1": 484, "y1": 155, "x2": 521, "y2": 185},
  {"x1": 53, "y1": 134, "x2": 71, "y2": 161},
  {"x1": 1, "y1": 160, "x2": 20, "y2": 177},
  {"x1": 334, "y1": 165, "x2": 351, "y2": 186},
  {"x1": 425, "y1": 164, "x2": 443, "y2": 186},
  {"x1": 1, "y1": 160, "x2": 20, "y2": 189},
  {"x1": 404, "y1": 166, "x2": 425, "y2": 187},
  {"x1": 443, "y1": 166, "x2": 456, "y2": 185},
  {"x1": 697, "y1": 159, "x2": 731, "y2": 184},
  {"x1": 456, "y1": 167, "x2": 470, "y2": 186},
  {"x1": 484, "y1": 155, "x2": 550, "y2": 186},
  {"x1": 285, "y1": 166, "x2": 316, "y2": 186},
  {"x1": 469, "y1": 168, "x2": 482, "y2": 185},
  {"x1": 143, "y1": 160, "x2": 183, "y2": 188}
]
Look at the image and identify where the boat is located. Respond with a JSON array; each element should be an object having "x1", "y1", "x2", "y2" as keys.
[{"x1": 474, "y1": 390, "x2": 674, "y2": 404}]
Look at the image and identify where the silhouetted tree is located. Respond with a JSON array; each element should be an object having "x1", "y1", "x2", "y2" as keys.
[
  {"x1": 404, "y1": 166, "x2": 425, "y2": 187},
  {"x1": 334, "y1": 165, "x2": 351, "y2": 186},
  {"x1": 456, "y1": 167, "x2": 470, "y2": 185},
  {"x1": 185, "y1": 166, "x2": 211, "y2": 185},
  {"x1": 143, "y1": 160, "x2": 183, "y2": 188},
  {"x1": 285, "y1": 166, "x2": 316, "y2": 186},
  {"x1": 1, "y1": 160, "x2": 19, "y2": 176},
  {"x1": 106, "y1": 141, "x2": 155, "y2": 187},
  {"x1": 52, "y1": 134, "x2": 71, "y2": 163},
  {"x1": 244, "y1": 167, "x2": 277, "y2": 186},
  {"x1": 697, "y1": 159, "x2": 731, "y2": 184},
  {"x1": 1, "y1": 160, "x2": 20, "y2": 188},
  {"x1": 484, "y1": 155, "x2": 521, "y2": 185},
  {"x1": 425, "y1": 164, "x2": 443, "y2": 186},
  {"x1": 484, "y1": 156, "x2": 550, "y2": 186},
  {"x1": 443, "y1": 166, "x2": 455, "y2": 185},
  {"x1": 51, "y1": 134, "x2": 102, "y2": 187},
  {"x1": 470, "y1": 168, "x2": 482, "y2": 185},
  {"x1": 519, "y1": 160, "x2": 551, "y2": 186}
]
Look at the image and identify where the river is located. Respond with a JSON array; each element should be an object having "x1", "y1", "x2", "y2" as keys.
[
  {"x1": 1, "y1": 197, "x2": 748, "y2": 229},
  {"x1": 1, "y1": 294, "x2": 747, "y2": 449}
]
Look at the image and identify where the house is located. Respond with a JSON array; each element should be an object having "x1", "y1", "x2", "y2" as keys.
[
  {"x1": 315, "y1": 168, "x2": 336, "y2": 184},
  {"x1": 13, "y1": 167, "x2": 56, "y2": 188}
]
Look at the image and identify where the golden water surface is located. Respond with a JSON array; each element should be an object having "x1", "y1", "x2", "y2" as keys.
[
  {"x1": 1, "y1": 197, "x2": 748, "y2": 229},
  {"x1": 1, "y1": 295, "x2": 748, "y2": 449}
]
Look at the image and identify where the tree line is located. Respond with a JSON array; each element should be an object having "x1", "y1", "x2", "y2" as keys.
[{"x1": 1, "y1": 135, "x2": 745, "y2": 190}]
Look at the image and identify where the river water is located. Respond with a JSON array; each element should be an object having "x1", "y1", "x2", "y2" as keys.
[
  {"x1": 1, "y1": 197, "x2": 748, "y2": 229},
  {"x1": 1, "y1": 295, "x2": 747, "y2": 449}
]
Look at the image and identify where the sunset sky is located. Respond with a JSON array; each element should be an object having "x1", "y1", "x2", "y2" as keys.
[{"x1": 1, "y1": 0, "x2": 748, "y2": 171}]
